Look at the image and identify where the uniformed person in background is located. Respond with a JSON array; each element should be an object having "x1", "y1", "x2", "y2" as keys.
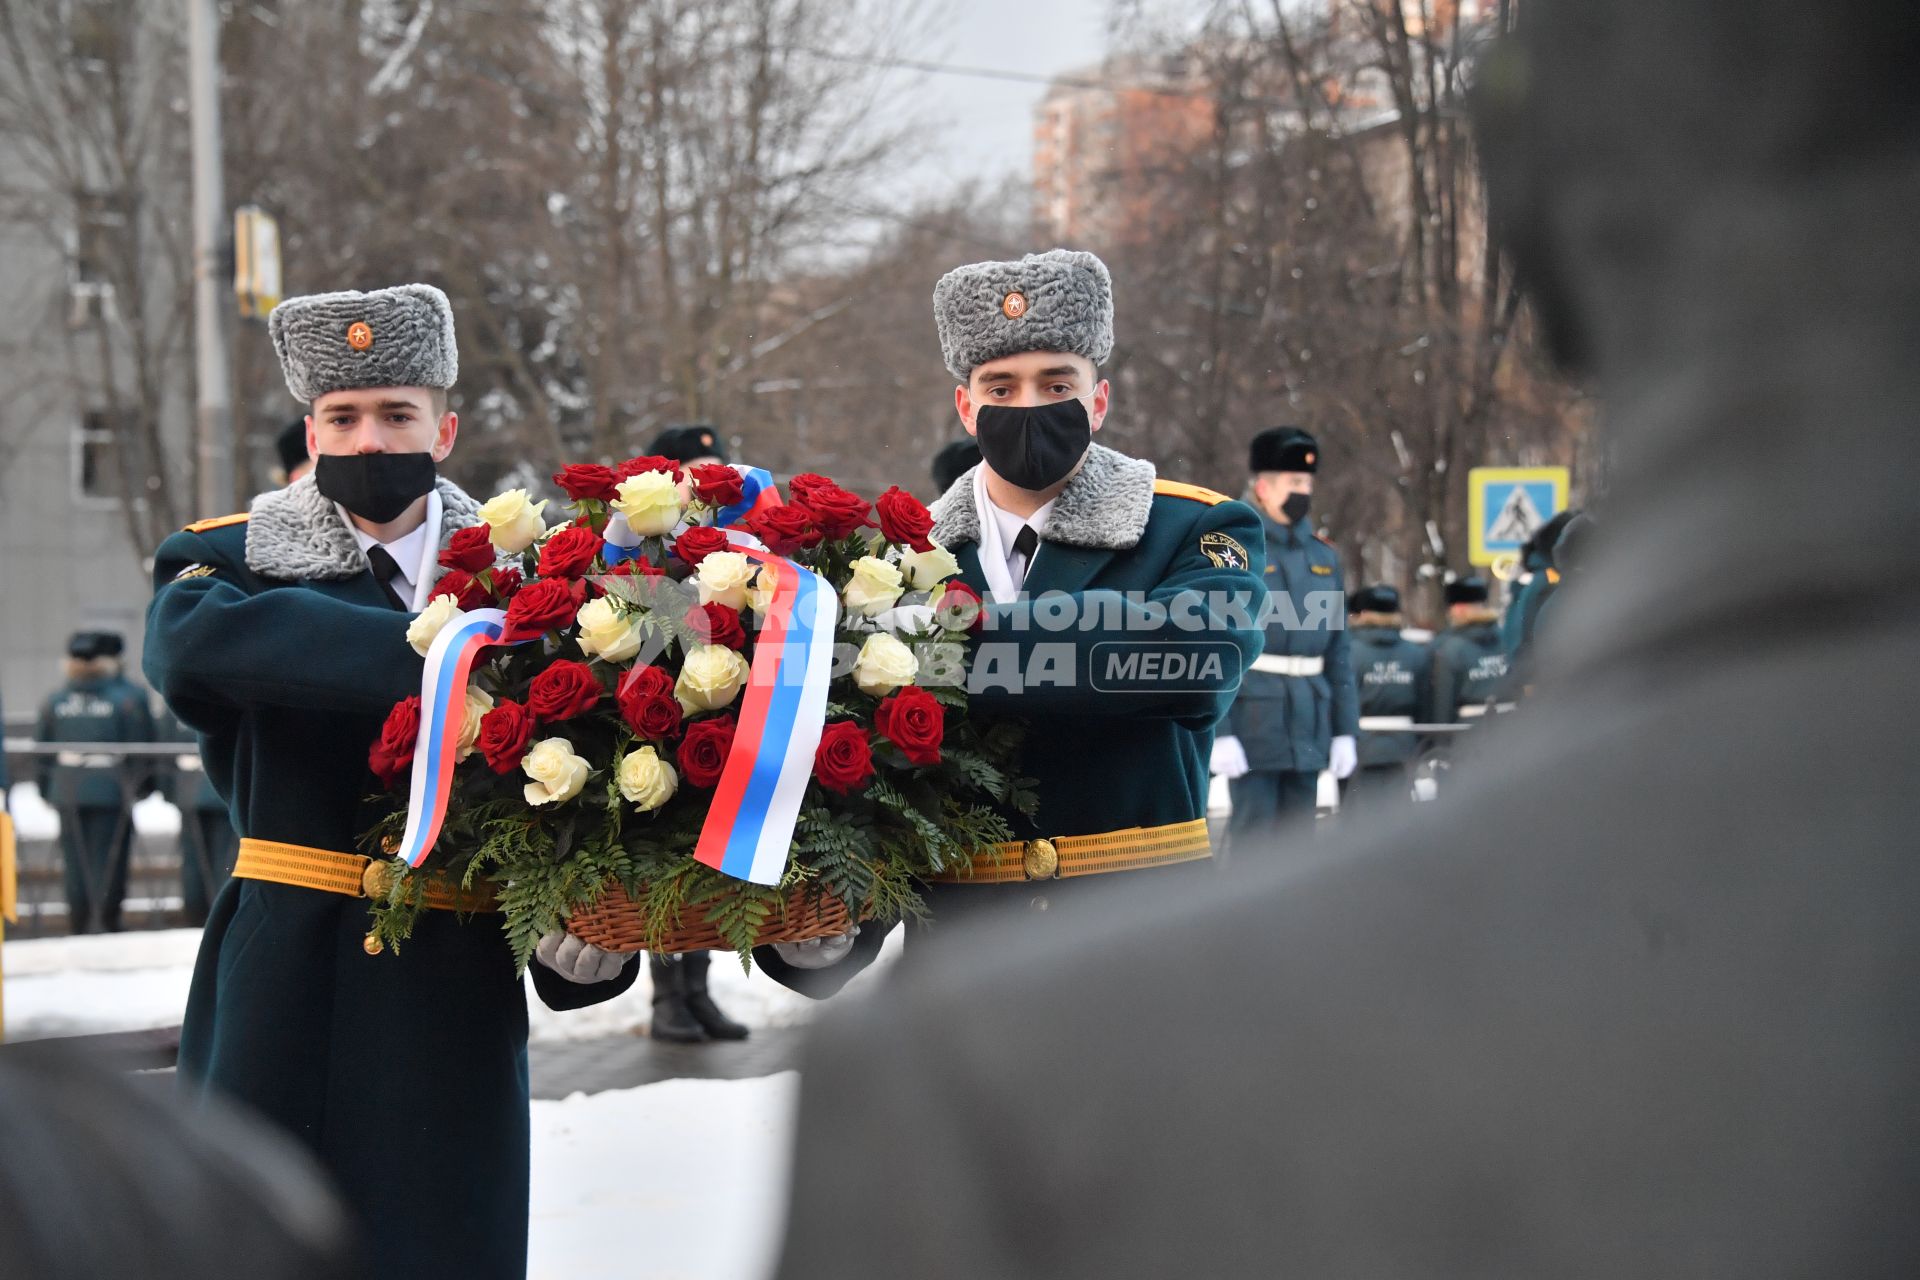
[
  {"x1": 160, "y1": 710, "x2": 236, "y2": 927},
  {"x1": 274, "y1": 417, "x2": 313, "y2": 486},
  {"x1": 1343, "y1": 585, "x2": 1433, "y2": 810},
  {"x1": 754, "y1": 248, "x2": 1267, "y2": 994},
  {"x1": 640, "y1": 422, "x2": 752, "y2": 1045},
  {"x1": 931, "y1": 437, "x2": 981, "y2": 497},
  {"x1": 34, "y1": 631, "x2": 155, "y2": 933},
  {"x1": 1431, "y1": 575, "x2": 1511, "y2": 723},
  {"x1": 1213, "y1": 427, "x2": 1359, "y2": 845},
  {"x1": 1502, "y1": 508, "x2": 1576, "y2": 660},
  {"x1": 146, "y1": 283, "x2": 635, "y2": 1280}
]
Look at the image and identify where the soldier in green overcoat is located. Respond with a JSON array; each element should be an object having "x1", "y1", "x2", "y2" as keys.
[
  {"x1": 754, "y1": 249, "x2": 1268, "y2": 994},
  {"x1": 145, "y1": 284, "x2": 636, "y2": 1280}
]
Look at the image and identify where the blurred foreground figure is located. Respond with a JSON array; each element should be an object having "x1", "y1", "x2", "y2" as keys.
[
  {"x1": 776, "y1": 2, "x2": 1920, "y2": 1276},
  {"x1": 0, "y1": 1047, "x2": 355, "y2": 1279}
]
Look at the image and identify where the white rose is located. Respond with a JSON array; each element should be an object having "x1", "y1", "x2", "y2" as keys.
[
  {"x1": 743, "y1": 563, "x2": 778, "y2": 616},
  {"x1": 477, "y1": 489, "x2": 548, "y2": 554},
  {"x1": 455, "y1": 685, "x2": 495, "y2": 761},
  {"x1": 521, "y1": 736, "x2": 591, "y2": 807},
  {"x1": 853, "y1": 631, "x2": 918, "y2": 697},
  {"x1": 676, "y1": 643, "x2": 751, "y2": 713},
  {"x1": 899, "y1": 542, "x2": 962, "y2": 590},
  {"x1": 406, "y1": 593, "x2": 462, "y2": 656},
  {"x1": 575, "y1": 596, "x2": 646, "y2": 663},
  {"x1": 842, "y1": 556, "x2": 905, "y2": 618},
  {"x1": 612, "y1": 471, "x2": 683, "y2": 537},
  {"x1": 695, "y1": 551, "x2": 756, "y2": 610},
  {"x1": 616, "y1": 745, "x2": 678, "y2": 812}
]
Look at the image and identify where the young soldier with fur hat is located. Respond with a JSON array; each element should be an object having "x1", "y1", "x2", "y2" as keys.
[
  {"x1": 1431, "y1": 575, "x2": 1512, "y2": 723},
  {"x1": 1212, "y1": 426, "x2": 1360, "y2": 844},
  {"x1": 755, "y1": 248, "x2": 1268, "y2": 992},
  {"x1": 145, "y1": 283, "x2": 635, "y2": 1280}
]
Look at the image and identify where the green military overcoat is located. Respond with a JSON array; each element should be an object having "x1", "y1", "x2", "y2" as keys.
[{"x1": 145, "y1": 475, "x2": 634, "y2": 1280}]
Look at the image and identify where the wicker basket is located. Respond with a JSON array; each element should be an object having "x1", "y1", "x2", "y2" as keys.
[{"x1": 564, "y1": 881, "x2": 854, "y2": 954}]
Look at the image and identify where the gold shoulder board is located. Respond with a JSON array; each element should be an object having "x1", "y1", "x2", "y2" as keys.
[
  {"x1": 184, "y1": 512, "x2": 250, "y2": 534},
  {"x1": 1154, "y1": 479, "x2": 1229, "y2": 506}
]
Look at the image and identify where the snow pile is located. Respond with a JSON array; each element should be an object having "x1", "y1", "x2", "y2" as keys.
[{"x1": 529, "y1": 1074, "x2": 800, "y2": 1280}]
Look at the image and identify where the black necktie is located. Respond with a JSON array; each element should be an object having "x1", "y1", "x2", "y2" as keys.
[
  {"x1": 366, "y1": 545, "x2": 409, "y2": 610},
  {"x1": 1012, "y1": 524, "x2": 1039, "y2": 562}
]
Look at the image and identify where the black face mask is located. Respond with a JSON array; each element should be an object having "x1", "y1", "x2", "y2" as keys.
[
  {"x1": 972, "y1": 398, "x2": 1093, "y2": 492},
  {"x1": 1281, "y1": 491, "x2": 1312, "y2": 524},
  {"x1": 314, "y1": 452, "x2": 438, "y2": 524}
]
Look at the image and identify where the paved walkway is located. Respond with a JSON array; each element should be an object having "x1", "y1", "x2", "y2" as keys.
[{"x1": 529, "y1": 1027, "x2": 807, "y2": 1098}]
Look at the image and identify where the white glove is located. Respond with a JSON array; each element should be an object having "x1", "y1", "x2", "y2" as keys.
[
  {"x1": 535, "y1": 931, "x2": 633, "y2": 985},
  {"x1": 773, "y1": 925, "x2": 861, "y2": 970},
  {"x1": 1329, "y1": 735, "x2": 1358, "y2": 780},
  {"x1": 1209, "y1": 735, "x2": 1250, "y2": 780}
]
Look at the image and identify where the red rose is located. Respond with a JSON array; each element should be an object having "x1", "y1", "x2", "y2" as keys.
[
  {"x1": 813, "y1": 721, "x2": 875, "y2": 795},
  {"x1": 439, "y1": 524, "x2": 496, "y2": 573},
  {"x1": 615, "y1": 665, "x2": 683, "y2": 740},
  {"x1": 685, "y1": 601, "x2": 747, "y2": 651},
  {"x1": 498, "y1": 577, "x2": 583, "y2": 644},
  {"x1": 368, "y1": 695, "x2": 421, "y2": 788},
  {"x1": 673, "y1": 525, "x2": 731, "y2": 568},
  {"x1": 477, "y1": 699, "x2": 535, "y2": 774},
  {"x1": 786, "y1": 473, "x2": 835, "y2": 505},
  {"x1": 615, "y1": 454, "x2": 680, "y2": 481},
  {"x1": 678, "y1": 715, "x2": 737, "y2": 788},
  {"x1": 875, "y1": 486, "x2": 935, "y2": 552},
  {"x1": 537, "y1": 525, "x2": 603, "y2": 579},
  {"x1": 689, "y1": 464, "x2": 745, "y2": 509},
  {"x1": 803, "y1": 483, "x2": 874, "y2": 541},
  {"x1": 430, "y1": 568, "x2": 491, "y2": 611},
  {"x1": 488, "y1": 566, "x2": 524, "y2": 601},
  {"x1": 874, "y1": 686, "x2": 945, "y2": 766},
  {"x1": 745, "y1": 504, "x2": 821, "y2": 556},
  {"x1": 934, "y1": 580, "x2": 984, "y2": 633},
  {"x1": 527, "y1": 659, "x2": 603, "y2": 723},
  {"x1": 553, "y1": 463, "x2": 619, "y2": 501}
]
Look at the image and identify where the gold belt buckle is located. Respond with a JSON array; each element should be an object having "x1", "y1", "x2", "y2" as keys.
[
  {"x1": 1023, "y1": 838, "x2": 1060, "y2": 880},
  {"x1": 360, "y1": 859, "x2": 396, "y2": 899}
]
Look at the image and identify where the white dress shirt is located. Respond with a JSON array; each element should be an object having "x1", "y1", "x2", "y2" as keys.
[
  {"x1": 971, "y1": 463, "x2": 1054, "y2": 603},
  {"x1": 338, "y1": 489, "x2": 442, "y2": 610}
]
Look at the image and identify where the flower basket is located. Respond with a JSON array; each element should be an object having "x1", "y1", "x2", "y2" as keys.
[
  {"x1": 358, "y1": 458, "x2": 1033, "y2": 966},
  {"x1": 564, "y1": 882, "x2": 854, "y2": 954}
]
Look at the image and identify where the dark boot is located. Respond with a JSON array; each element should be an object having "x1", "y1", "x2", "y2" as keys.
[
  {"x1": 681, "y1": 951, "x2": 750, "y2": 1041},
  {"x1": 648, "y1": 953, "x2": 708, "y2": 1043}
]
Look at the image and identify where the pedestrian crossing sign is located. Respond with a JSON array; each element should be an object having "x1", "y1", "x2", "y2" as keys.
[{"x1": 1468, "y1": 466, "x2": 1569, "y2": 566}]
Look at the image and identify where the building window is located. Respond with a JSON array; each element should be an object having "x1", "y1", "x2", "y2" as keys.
[
  {"x1": 69, "y1": 190, "x2": 124, "y2": 326},
  {"x1": 69, "y1": 0, "x2": 120, "y2": 66},
  {"x1": 74, "y1": 411, "x2": 129, "y2": 504}
]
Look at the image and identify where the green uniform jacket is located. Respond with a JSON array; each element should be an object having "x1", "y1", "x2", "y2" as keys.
[
  {"x1": 757, "y1": 445, "x2": 1268, "y2": 995},
  {"x1": 1431, "y1": 617, "x2": 1511, "y2": 722},
  {"x1": 1226, "y1": 513, "x2": 1359, "y2": 772},
  {"x1": 144, "y1": 477, "x2": 634, "y2": 1280},
  {"x1": 1349, "y1": 624, "x2": 1434, "y2": 767},
  {"x1": 35, "y1": 670, "x2": 155, "y2": 809}
]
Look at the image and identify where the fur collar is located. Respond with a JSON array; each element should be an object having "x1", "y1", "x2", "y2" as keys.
[
  {"x1": 928, "y1": 442, "x2": 1157, "y2": 551},
  {"x1": 245, "y1": 473, "x2": 482, "y2": 583},
  {"x1": 1451, "y1": 606, "x2": 1502, "y2": 627},
  {"x1": 1352, "y1": 612, "x2": 1406, "y2": 631}
]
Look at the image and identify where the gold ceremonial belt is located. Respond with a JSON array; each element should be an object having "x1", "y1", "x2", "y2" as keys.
[
  {"x1": 234, "y1": 838, "x2": 498, "y2": 913},
  {"x1": 928, "y1": 819, "x2": 1213, "y2": 885}
]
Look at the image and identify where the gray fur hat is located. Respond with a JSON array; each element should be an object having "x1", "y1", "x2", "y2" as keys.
[
  {"x1": 932, "y1": 248, "x2": 1113, "y2": 383},
  {"x1": 267, "y1": 283, "x2": 458, "y2": 403}
]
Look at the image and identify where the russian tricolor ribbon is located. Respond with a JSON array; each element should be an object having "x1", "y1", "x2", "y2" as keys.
[
  {"x1": 691, "y1": 532, "x2": 840, "y2": 886},
  {"x1": 397, "y1": 607, "x2": 510, "y2": 869}
]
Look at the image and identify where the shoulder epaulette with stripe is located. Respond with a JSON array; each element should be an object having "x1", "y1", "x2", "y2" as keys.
[
  {"x1": 184, "y1": 512, "x2": 250, "y2": 534},
  {"x1": 1315, "y1": 531, "x2": 1336, "y2": 547},
  {"x1": 1153, "y1": 479, "x2": 1230, "y2": 506}
]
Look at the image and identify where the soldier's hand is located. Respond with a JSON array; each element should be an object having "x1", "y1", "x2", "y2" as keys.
[
  {"x1": 773, "y1": 926, "x2": 861, "y2": 970},
  {"x1": 1209, "y1": 735, "x2": 1250, "y2": 780},
  {"x1": 535, "y1": 930, "x2": 633, "y2": 984},
  {"x1": 1329, "y1": 735, "x2": 1358, "y2": 781}
]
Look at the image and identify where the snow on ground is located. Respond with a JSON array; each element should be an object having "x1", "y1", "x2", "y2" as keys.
[
  {"x1": 529, "y1": 1075, "x2": 800, "y2": 1280},
  {"x1": 3, "y1": 925, "x2": 898, "y2": 1042}
]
